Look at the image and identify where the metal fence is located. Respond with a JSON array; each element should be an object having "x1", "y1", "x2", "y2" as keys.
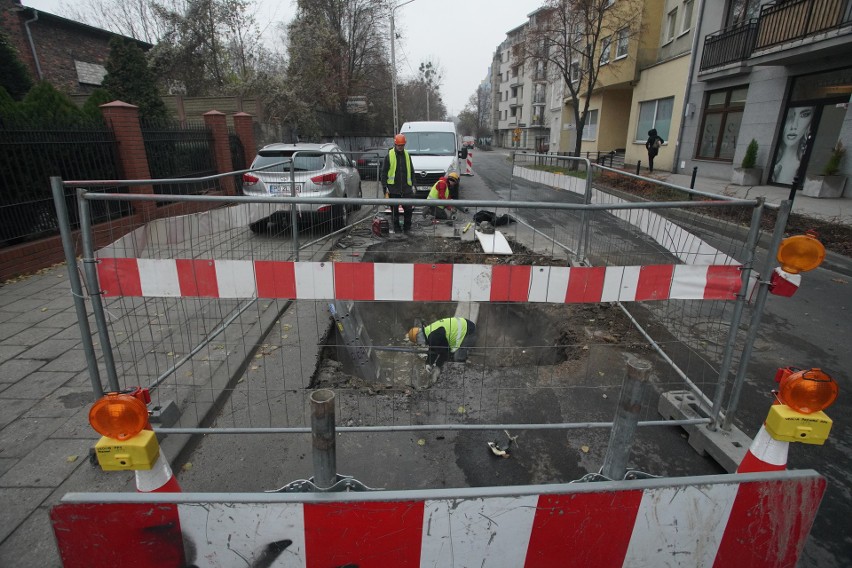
[
  {"x1": 53, "y1": 155, "x2": 780, "y2": 475},
  {"x1": 140, "y1": 119, "x2": 218, "y2": 201},
  {"x1": 0, "y1": 123, "x2": 127, "y2": 245}
]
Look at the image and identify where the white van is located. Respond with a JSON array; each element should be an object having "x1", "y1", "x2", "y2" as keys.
[{"x1": 399, "y1": 121, "x2": 468, "y2": 197}]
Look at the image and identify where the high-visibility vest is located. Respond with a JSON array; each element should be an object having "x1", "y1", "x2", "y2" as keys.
[
  {"x1": 424, "y1": 317, "x2": 467, "y2": 351},
  {"x1": 427, "y1": 179, "x2": 450, "y2": 202},
  {"x1": 386, "y1": 149, "x2": 412, "y2": 186}
]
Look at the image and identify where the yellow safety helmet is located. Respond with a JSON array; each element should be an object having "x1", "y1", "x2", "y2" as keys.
[
  {"x1": 407, "y1": 327, "x2": 420, "y2": 344},
  {"x1": 447, "y1": 172, "x2": 460, "y2": 181}
]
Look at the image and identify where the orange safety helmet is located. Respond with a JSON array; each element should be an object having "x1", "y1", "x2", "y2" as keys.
[{"x1": 394, "y1": 134, "x2": 407, "y2": 145}]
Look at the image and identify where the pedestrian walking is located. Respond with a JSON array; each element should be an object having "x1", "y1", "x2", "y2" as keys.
[
  {"x1": 645, "y1": 128, "x2": 664, "y2": 173},
  {"x1": 380, "y1": 134, "x2": 416, "y2": 234}
]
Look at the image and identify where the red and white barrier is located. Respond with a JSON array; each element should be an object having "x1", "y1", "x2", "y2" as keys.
[
  {"x1": 463, "y1": 150, "x2": 474, "y2": 175},
  {"x1": 96, "y1": 258, "x2": 743, "y2": 303},
  {"x1": 51, "y1": 471, "x2": 825, "y2": 568},
  {"x1": 737, "y1": 423, "x2": 789, "y2": 473}
]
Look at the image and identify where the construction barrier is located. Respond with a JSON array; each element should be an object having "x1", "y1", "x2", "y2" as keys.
[
  {"x1": 50, "y1": 470, "x2": 825, "y2": 568},
  {"x1": 96, "y1": 258, "x2": 743, "y2": 303},
  {"x1": 464, "y1": 149, "x2": 474, "y2": 175}
]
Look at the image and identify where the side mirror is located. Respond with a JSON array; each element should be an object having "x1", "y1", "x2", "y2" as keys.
[{"x1": 459, "y1": 148, "x2": 468, "y2": 159}]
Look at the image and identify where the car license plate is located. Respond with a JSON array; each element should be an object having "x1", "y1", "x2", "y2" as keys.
[{"x1": 269, "y1": 183, "x2": 301, "y2": 195}]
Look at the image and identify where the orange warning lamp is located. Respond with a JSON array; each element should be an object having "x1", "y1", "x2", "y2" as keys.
[
  {"x1": 89, "y1": 393, "x2": 149, "y2": 440},
  {"x1": 776, "y1": 232, "x2": 825, "y2": 274},
  {"x1": 777, "y1": 368, "x2": 838, "y2": 414}
]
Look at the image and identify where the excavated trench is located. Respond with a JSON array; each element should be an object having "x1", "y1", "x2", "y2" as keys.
[{"x1": 312, "y1": 236, "x2": 647, "y2": 392}]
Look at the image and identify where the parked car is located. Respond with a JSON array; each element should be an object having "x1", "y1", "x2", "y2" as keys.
[
  {"x1": 242, "y1": 143, "x2": 362, "y2": 233},
  {"x1": 462, "y1": 136, "x2": 476, "y2": 149},
  {"x1": 355, "y1": 146, "x2": 386, "y2": 180}
]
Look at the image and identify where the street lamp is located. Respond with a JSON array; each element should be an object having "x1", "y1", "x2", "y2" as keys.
[{"x1": 390, "y1": 0, "x2": 415, "y2": 134}]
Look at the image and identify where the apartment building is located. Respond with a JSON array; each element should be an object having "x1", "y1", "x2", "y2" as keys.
[{"x1": 679, "y1": 0, "x2": 852, "y2": 190}]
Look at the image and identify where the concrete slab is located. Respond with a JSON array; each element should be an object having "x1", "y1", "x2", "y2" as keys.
[
  {"x1": 658, "y1": 390, "x2": 750, "y2": 473},
  {"x1": 475, "y1": 230, "x2": 513, "y2": 254}
]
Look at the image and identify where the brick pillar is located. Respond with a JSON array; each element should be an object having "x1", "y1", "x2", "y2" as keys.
[
  {"x1": 233, "y1": 112, "x2": 256, "y2": 166},
  {"x1": 100, "y1": 101, "x2": 155, "y2": 217},
  {"x1": 203, "y1": 110, "x2": 235, "y2": 195}
]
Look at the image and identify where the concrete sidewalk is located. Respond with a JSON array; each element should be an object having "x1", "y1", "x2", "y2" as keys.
[{"x1": 0, "y1": 172, "x2": 850, "y2": 566}]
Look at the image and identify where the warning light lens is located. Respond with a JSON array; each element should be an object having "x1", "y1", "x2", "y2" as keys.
[
  {"x1": 776, "y1": 233, "x2": 825, "y2": 274},
  {"x1": 778, "y1": 368, "x2": 838, "y2": 414},
  {"x1": 88, "y1": 393, "x2": 149, "y2": 440}
]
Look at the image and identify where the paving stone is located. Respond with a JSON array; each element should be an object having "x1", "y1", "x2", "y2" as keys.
[
  {"x1": 0, "y1": 457, "x2": 17, "y2": 477},
  {"x1": 0, "y1": 323, "x2": 30, "y2": 342},
  {"x1": 23, "y1": 387, "x2": 94, "y2": 419},
  {"x1": 17, "y1": 340, "x2": 78, "y2": 361},
  {"x1": 1, "y1": 326, "x2": 62, "y2": 347},
  {"x1": 0, "y1": 398, "x2": 38, "y2": 429},
  {"x1": 0, "y1": 417, "x2": 66, "y2": 459},
  {"x1": 0, "y1": 488, "x2": 52, "y2": 543},
  {"x1": 0, "y1": 359, "x2": 45, "y2": 383},
  {"x1": 0, "y1": 345, "x2": 26, "y2": 364},
  {"x1": 0, "y1": 507, "x2": 60, "y2": 568},
  {"x1": 0, "y1": 438, "x2": 94, "y2": 487},
  {"x1": 0, "y1": 299, "x2": 49, "y2": 313},
  {"x1": 9, "y1": 310, "x2": 82, "y2": 327},
  {"x1": 40, "y1": 349, "x2": 91, "y2": 373},
  {"x1": 0, "y1": 371, "x2": 75, "y2": 400},
  {"x1": 53, "y1": 407, "x2": 101, "y2": 440}
]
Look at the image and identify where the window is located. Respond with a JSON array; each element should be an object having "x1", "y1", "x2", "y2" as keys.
[
  {"x1": 636, "y1": 97, "x2": 674, "y2": 141},
  {"x1": 582, "y1": 109, "x2": 598, "y2": 140},
  {"x1": 666, "y1": 8, "x2": 678, "y2": 42},
  {"x1": 616, "y1": 28, "x2": 629, "y2": 59},
  {"x1": 682, "y1": 0, "x2": 694, "y2": 33},
  {"x1": 726, "y1": 0, "x2": 760, "y2": 26},
  {"x1": 696, "y1": 86, "x2": 748, "y2": 161},
  {"x1": 600, "y1": 36, "x2": 611, "y2": 64},
  {"x1": 570, "y1": 61, "x2": 580, "y2": 83}
]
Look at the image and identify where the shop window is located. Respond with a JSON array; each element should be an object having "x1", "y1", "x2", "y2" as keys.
[
  {"x1": 636, "y1": 97, "x2": 674, "y2": 142},
  {"x1": 696, "y1": 86, "x2": 748, "y2": 161}
]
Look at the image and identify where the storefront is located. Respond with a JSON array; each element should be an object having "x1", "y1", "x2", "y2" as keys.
[{"x1": 769, "y1": 67, "x2": 852, "y2": 186}]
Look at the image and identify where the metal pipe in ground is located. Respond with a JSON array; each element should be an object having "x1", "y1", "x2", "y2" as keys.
[
  {"x1": 310, "y1": 389, "x2": 337, "y2": 488},
  {"x1": 601, "y1": 357, "x2": 651, "y2": 480}
]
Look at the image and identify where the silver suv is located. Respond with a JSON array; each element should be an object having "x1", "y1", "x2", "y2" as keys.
[{"x1": 242, "y1": 143, "x2": 362, "y2": 233}]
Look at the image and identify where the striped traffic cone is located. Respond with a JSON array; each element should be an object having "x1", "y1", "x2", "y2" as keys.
[
  {"x1": 737, "y1": 423, "x2": 788, "y2": 473},
  {"x1": 135, "y1": 448, "x2": 183, "y2": 492}
]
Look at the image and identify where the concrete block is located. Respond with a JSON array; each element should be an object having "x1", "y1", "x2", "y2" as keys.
[
  {"x1": 658, "y1": 390, "x2": 751, "y2": 473},
  {"x1": 149, "y1": 400, "x2": 179, "y2": 427}
]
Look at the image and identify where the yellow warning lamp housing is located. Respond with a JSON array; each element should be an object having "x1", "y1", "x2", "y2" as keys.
[
  {"x1": 89, "y1": 393, "x2": 149, "y2": 440},
  {"x1": 765, "y1": 405, "x2": 832, "y2": 445},
  {"x1": 95, "y1": 429, "x2": 160, "y2": 470},
  {"x1": 764, "y1": 368, "x2": 838, "y2": 445},
  {"x1": 776, "y1": 232, "x2": 825, "y2": 274}
]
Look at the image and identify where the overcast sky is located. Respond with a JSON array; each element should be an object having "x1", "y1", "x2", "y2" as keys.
[{"x1": 24, "y1": 0, "x2": 544, "y2": 116}]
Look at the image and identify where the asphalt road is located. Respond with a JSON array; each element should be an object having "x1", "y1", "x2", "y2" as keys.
[
  {"x1": 471, "y1": 150, "x2": 852, "y2": 568},
  {"x1": 179, "y1": 151, "x2": 850, "y2": 566}
]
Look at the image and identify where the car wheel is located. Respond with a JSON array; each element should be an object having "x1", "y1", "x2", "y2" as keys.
[
  {"x1": 332, "y1": 203, "x2": 348, "y2": 230},
  {"x1": 353, "y1": 182, "x2": 363, "y2": 211}
]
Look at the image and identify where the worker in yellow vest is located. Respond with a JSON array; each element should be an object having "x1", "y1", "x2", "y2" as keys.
[
  {"x1": 425, "y1": 172, "x2": 460, "y2": 220},
  {"x1": 380, "y1": 134, "x2": 415, "y2": 234},
  {"x1": 407, "y1": 317, "x2": 477, "y2": 371}
]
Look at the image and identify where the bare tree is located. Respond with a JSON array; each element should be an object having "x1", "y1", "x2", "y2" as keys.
[
  {"x1": 458, "y1": 85, "x2": 489, "y2": 137},
  {"x1": 524, "y1": 0, "x2": 645, "y2": 161}
]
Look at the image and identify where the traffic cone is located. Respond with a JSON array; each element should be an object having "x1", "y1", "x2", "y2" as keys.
[
  {"x1": 737, "y1": 423, "x2": 788, "y2": 473},
  {"x1": 135, "y1": 448, "x2": 183, "y2": 492}
]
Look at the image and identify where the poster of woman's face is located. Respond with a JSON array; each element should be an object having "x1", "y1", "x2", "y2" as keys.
[{"x1": 771, "y1": 106, "x2": 814, "y2": 184}]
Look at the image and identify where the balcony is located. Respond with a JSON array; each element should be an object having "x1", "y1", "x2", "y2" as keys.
[
  {"x1": 700, "y1": 19, "x2": 758, "y2": 71},
  {"x1": 533, "y1": 69, "x2": 547, "y2": 82},
  {"x1": 532, "y1": 94, "x2": 547, "y2": 105},
  {"x1": 699, "y1": 0, "x2": 852, "y2": 73},
  {"x1": 755, "y1": 0, "x2": 851, "y2": 49}
]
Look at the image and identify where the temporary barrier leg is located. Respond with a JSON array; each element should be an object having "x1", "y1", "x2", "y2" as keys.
[
  {"x1": 311, "y1": 389, "x2": 337, "y2": 488},
  {"x1": 601, "y1": 357, "x2": 651, "y2": 479}
]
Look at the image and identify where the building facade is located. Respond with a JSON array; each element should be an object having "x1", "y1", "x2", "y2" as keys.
[
  {"x1": 678, "y1": 0, "x2": 852, "y2": 193},
  {"x1": 0, "y1": 0, "x2": 150, "y2": 96}
]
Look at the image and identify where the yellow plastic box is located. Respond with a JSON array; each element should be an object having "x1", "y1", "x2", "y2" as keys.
[
  {"x1": 95, "y1": 429, "x2": 160, "y2": 471},
  {"x1": 764, "y1": 405, "x2": 832, "y2": 445}
]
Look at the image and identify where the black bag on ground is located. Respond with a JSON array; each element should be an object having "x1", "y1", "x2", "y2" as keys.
[{"x1": 473, "y1": 210, "x2": 514, "y2": 226}]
